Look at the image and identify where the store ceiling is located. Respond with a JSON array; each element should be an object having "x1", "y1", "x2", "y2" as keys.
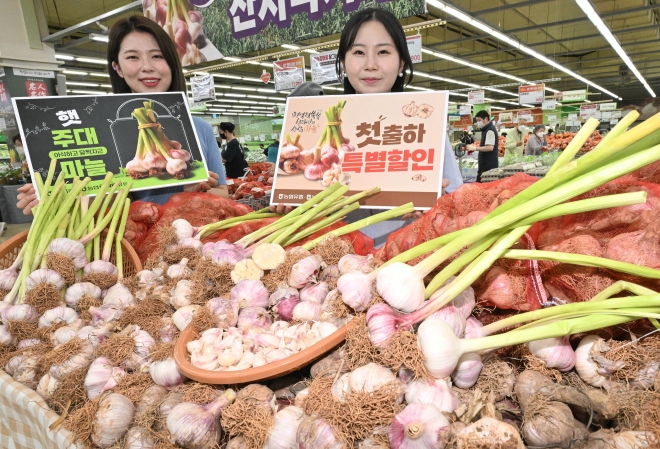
[{"x1": 42, "y1": 0, "x2": 660, "y2": 107}]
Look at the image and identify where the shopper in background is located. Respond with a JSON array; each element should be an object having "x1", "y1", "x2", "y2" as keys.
[
  {"x1": 260, "y1": 143, "x2": 267, "y2": 157},
  {"x1": 525, "y1": 124, "x2": 548, "y2": 156},
  {"x1": 220, "y1": 122, "x2": 249, "y2": 178},
  {"x1": 267, "y1": 138, "x2": 280, "y2": 164},
  {"x1": 17, "y1": 15, "x2": 228, "y2": 213},
  {"x1": 460, "y1": 129, "x2": 474, "y2": 145},
  {"x1": 503, "y1": 118, "x2": 528, "y2": 157},
  {"x1": 468, "y1": 110, "x2": 499, "y2": 182}
]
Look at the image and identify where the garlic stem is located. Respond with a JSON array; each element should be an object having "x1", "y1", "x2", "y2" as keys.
[
  {"x1": 67, "y1": 197, "x2": 81, "y2": 239},
  {"x1": 101, "y1": 193, "x2": 126, "y2": 262},
  {"x1": 196, "y1": 213, "x2": 280, "y2": 240},
  {"x1": 73, "y1": 172, "x2": 115, "y2": 239},
  {"x1": 590, "y1": 280, "x2": 657, "y2": 302},
  {"x1": 79, "y1": 182, "x2": 132, "y2": 246},
  {"x1": 546, "y1": 117, "x2": 600, "y2": 175},
  {"x1": 284, "y1": 203, "x2": 359, "y2": 246},
  {"x1": 115, "y1": 199, "x2": 130, "y2": 280},
  {"x1": 322, "y1": 187, "x2": 381, "y2": 217},
  {"x1": 303, "y1": 202, "x2": 415, "y2": 250},
  {"x1": 510, "y1": 307, "x2": 660, "y2": 333}
]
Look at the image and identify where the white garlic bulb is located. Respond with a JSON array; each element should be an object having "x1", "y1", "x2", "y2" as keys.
[
  {"x1": 91, "y1": 393, "x2": 135, "y2": 448},
  {"x1": 38, "y1": 306, "x2": 80, "y2": 328},
  {"x1": 26, "y1": 268, "x2": 65, "y2": 290},
  {"x1": 150, "y1": 358, "x2": 186, "y2": 389},
  {"x1": 47, "y1": 238, "x2": 88, "y2": 269},
  {"x1": 451, "y1": 352, "x2": 483, "y2": 389},
  {"x1": 50, "y1": 339, "x2": 95, "y2": 380},
  {"x1": 527, "y1": 336, "x2": 576, "y2": 372},
  {"x1": 331, "y1": 373, "x2": 352, "y2": 402},
  {"x1": 288, "y1": 256, "x2": 321, "y2": 289},
  {"x1": 1, "y1": 304, "x2": 39, "y2": 322},
  {"x1": 405, "y1": 379, "x2": 459, "y2": 413},
  {"x1": 427, "y1": 303, "x2": 466, "y2": 338},
  {"x1": 348, "y1": 363, "x2": 396, "y2": 393},
  {"x1": 167, "y1": 258, "x2": 192, "y2": 279},
  {"x1": 36, "y1": 373, "x2": 59, "y2": 400},
  {"x1": 85, "y1": 357, "x2": 126, "y2": 399},
  {"x1": 89, "y1": 304, "x2": 124, "y2": 327},
  {"x1": 52, "y1": 325, "x2": 80, "y2": 346},
  {"x1": 170, "y1": 280, "x2": 194, "y2": 309},
  {"x1": 172, "y1": 305, "x2": 201, "y2": 331},
  {"x1": 263, "y1": 406, "x2": 305, "y2": 449},
  {"x1": 292, "y1": 301, "x2": 321, "y2": 322},
  {"x1": 171, "y1": 219, "x2": 195, "y2": 240},
  {"x1": 575, "y1": 335, "x2": 624, "y2": 390},
  {"x1": 338, "y1": 254, "x2": 374, "y2": 275},
  {"x1": 0, "y1": 324, "x2": 15, "y2": 346},
  {"x1": 124, "y1": 426, "x2": 155, "y2": 449},
  {"x1": 103, "y1": 283, "x2": 136, "y2": 308},
  {"x1": 64, "y1": 282, "x2": 102, "y2": 308}
]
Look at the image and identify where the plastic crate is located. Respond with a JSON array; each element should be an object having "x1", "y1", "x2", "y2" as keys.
[
  {"x1": 525, "y1": 166, "x2": 551, "y2": 179},
  {"x1": 480, "y1": 168, "x2": 505, "y2": 183},
  {"x1": 236, "y1": 191, "x2": 272, "y2": 211}
]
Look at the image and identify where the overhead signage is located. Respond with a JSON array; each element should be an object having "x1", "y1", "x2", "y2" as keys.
[
  {"x1": 580, "y1": 104, "x2": 598, "y2": 119},
  {"x1": 542, "y1": 100, "x2": 556, "y2": 110},
  {"x1": 499, "y1": 112, "x2": 513, "y2": 123},
  {"x1": 459, "y1": 104, "x2": 473, "y2": 115},
  {"x1": 517, "y1": 110, "x2": 533, "y2": 122},
  {"x1": 406, "y1": 34, "x2": 422, "y2": 64},
  {"x1": 272, "y1": 91, "x2": 449, "y2": 209},
  {"x1": 468, "y1": 91, "x2": 484, "y2": 105},
  {"x1": 310, "y1": 50, "x2": 339, "y2": 85},
  {"x1": 599, "y1": 102, "x2": 617, "y2": 111},
  {"x1": 191, "y1": 74, "x2": 216, "y2": 103},
  {"x1": 13, "y1": 92, "x2": 210, "y2": 199},
  {"x1": 12, "y1": 68, "x2": 55, "y2": 79},
  {"x1": 555, "y1": 89, "x2": 588, "y2": 102},
  {"x1": 273, "y1": 56, "x2": 305, "y2": 92},
  {"x1": 518, "y1": 84, "x2": 545, "y2": 104}
]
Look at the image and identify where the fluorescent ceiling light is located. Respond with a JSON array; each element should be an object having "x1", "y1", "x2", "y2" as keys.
[
  {"x1": 66, "y1": 81, "x2": 99, "y2": 87},
  {"x1": 219, "y1": 99, "x2": 239, "y2": 103},
  {"x1": 242, "y1": 77, "x2": 264, "y2": 83},
  {"x1": 425, "y1": 0, "x2": 620, "y2": 99},
  {"x1": 225, "y1": 93, "x2": 247, "y2": 98},
  {"x1": 258, "y1": 102, "x2": 277, "y2": 105},
  {"x1": 100, "y1": 84, "x2": 112, "y2": 88},
  {"x1": 247, "y1": 61, "x2": 261, "y2": 65},
  {"x1": 281, "y1": 44, "x2": 299, "y2": 50},
  {"x1": 483, "y1": 87, "x2": 518, "y2": 97},
  {"x1": 449, "y1": 92, "x2": 469, "y2": 97},
  {"x1": 63, "y1": 70, "x2": 88, "y2": 76},
  {"x1": 213, "y1": 74, "x2": 242, "y2": 80},
  {"x1": 491, "y1": 106, "x2": 506, "y2": 110},
  {"x1": 575, "y1": 0, "x2": 655, "y2": 97},
  {"x1": 88, "y1": 72, "x2": 110, "y2": 78},
  {"x1": 304, "y1": 49, "x2": 318, "y2": 54},
  {"x1": 232, "y1": 87, "x2": 257, "y2": 91},
  {"x1": 70, "y1": 89, "x2": 106, "y2": 95},
  {"x1": 90, "y1": 34, "x2": 109, "y2": 43},
  {"x1": 258, "y1": 88, "x2": 276, "y2": 93},
  {"x1": 224, "y1": 57, "x2": 242, "y2": 62},
  {"x1": 55, "y1": 53, "x2": 75, "y2": 60},
  {"x1": 76, "y1": 57, "x2": 106, "y2": 65},
  {"x1": 247, "y1": 95, "x2": 269, "y2": 99}
]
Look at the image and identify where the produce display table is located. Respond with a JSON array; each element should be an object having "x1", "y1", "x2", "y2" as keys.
[{"x1": 0, "y1": 370, "x2": 75, "y2": 449}]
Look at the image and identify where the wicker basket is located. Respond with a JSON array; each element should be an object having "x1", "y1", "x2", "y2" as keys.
[{"x1": 0, "y1": 230, "x2": 142, "y2": 275}]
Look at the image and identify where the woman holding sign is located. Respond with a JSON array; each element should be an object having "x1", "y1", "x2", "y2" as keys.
[
  {"x1": 17, "y1": 16, "x2": 228, "y2": 214},
  {"x1": 325, "y1": 8, "x2": 463, "y2": 246}
]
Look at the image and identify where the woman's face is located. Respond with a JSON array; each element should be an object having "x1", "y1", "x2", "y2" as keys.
[
  {"x1": 112, "y1": 31, "x2": 172, "y2": 93},
  {"x1": 343, "y1": 20, "x2": 405, "y2": 95}
]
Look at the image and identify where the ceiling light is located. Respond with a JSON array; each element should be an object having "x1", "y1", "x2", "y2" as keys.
[
  {"x1": 63, "y1": 70, "x2": 88, "y2": 76},
  {"x1": 575, "y1": 0, "x2": 654, "y2": 97},
  {"x1": 260, "y1": 62, "x2": 273, "y2": 67},
  {"x1": 224, "y1": 57, "x2": 242, "y2": 62},
  {"x1": 491, "y1": 106, "x2": 506, "y2": 110},
  {"x1": 225, "y1": 93, "x2": 247, "y2": 98},
  {"x1": 219, "y1": 99, "x2": 239, "y2": 103},
  {"x1": 247, "y1": 61, "x2": 261, "y2": 65},
  {"x1": 88, "y1": 72, "x2": 110, "y2": 78},
  {"x1": 55, "y1": 53, "x2": 75, "y2": 60},
  {"x1": 100, "y1": 84, "x2": 112, "y2": 88},
  {"x1": 66, "y1": 81, "x2": 99, "y2": 87},
  {"x1": 232, "y1": 87, "x2": 258, "y2": 91},
  {"x1": 281, "y1": 44, "x2": 299, "y2": 50},
  {"x1": 483, "y1": 87, "x2": 518, "y2": 97},
  {"x1": 258, "y1": 88, "x2": 276, "y2": 93},
  {"x1": 238, "y1": 100, "x2": 257, "y2": 104},
  {"x1": 258, "y1": 102, "x2": 277, "y2": 105},
  {"x1": 89, "y1": 34, "x2": 109, "y2": 43},
  {"x1": 242, "y1": 77, "x2": 264, "y2": 83},
  {"x1": 425, "y1": 0, "x2": 620, "y2": 99},
  {"x1": 247, "y1": 95, "x2": 269, "y2": 99},
  {"x1": 213, "y1": 74, "x2": 242, "y2": 80},
  {"x1": 70, "y1": 89, "x2": 107, "y2": 95},
  {"x1": 304, "y1": 49, "x2": 318, "y2": 54},
  {"x1": 449, "y1": 92, "x2": 469, "y2": 97},
  {"x1": 76, "y1": 57, "x2": 107, "y2": 64}
]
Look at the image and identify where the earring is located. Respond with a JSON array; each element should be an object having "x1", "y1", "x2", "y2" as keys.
[
  {"x1": 398, "y1": 72, "x2": 403, "y2": 77},
  {"x1": 342, "y1": 72, "x2": 347, "y2": 79}
]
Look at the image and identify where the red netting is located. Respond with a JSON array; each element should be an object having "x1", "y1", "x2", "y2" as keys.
[
  {"x1": 376, "y1": 173, "x2": 539, "y2": 261},
  {"x1": 129, "y1": 201, "x2": 163, "y2": 228},
  {"x1": 284, "y1": 220, "x2": 374, "y2": 256},
  {"x1": 123, "y1": 219, "x2": 147, "y2": 248}
]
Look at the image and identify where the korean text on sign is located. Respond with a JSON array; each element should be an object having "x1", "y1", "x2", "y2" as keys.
[{"x1": 343, "y1": 149, "x2": 435, "y2": 173}]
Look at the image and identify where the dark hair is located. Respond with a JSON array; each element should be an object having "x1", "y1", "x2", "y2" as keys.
[
  {"x1": 533, "y1": 124, "x2": 545, "y2": 133},
  {"x1": 11, "y1": 134, "x2": 21, "y2": 145},
  {"x1": 219, "y1": 122, "x2": 236, "y2": 134},
  {"x1": 335, "y1": 8, "x2": 413, "y2": 94},
  {"x1": 107, "y1": 15, "x2": 186, "y2": 94},
  {"x1": 475, "y1": 110, "x2": 491, "y2": 121}
]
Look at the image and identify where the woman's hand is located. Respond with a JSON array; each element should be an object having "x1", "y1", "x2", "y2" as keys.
[
  {"x1": 269, "y1": 203, "x2": 294, "y2": 215},
  {"x1": 401, "y1": 179, "x2": 449, "y2": 220},
  {"x1": 17, "y1": 183, "x2": 38, "y2": 215},
  {"x1": 184, "y1": 171, "x2": 220, "y2": 192}
]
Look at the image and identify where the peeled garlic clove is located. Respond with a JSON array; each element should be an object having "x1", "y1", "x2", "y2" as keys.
[
  {"x1": 231, "y1": 279, "x2": 269, "y2": 309},
  {"x1": 348, "y1": 363, "x2": 396, "y2": 394},
  {"x1": 263, "y1": 406, "x2": 305, "y2": 449},
  {"x1": 167, "y1": 258, "x2": 192, "y2": 279},
  {"x1": 26, "y1": 268, "x2": 65, "y2": 290},
  {"x1": 192, "y1": 353, "x2": 219, "y2": 370},
  {"x1": 288, "y1": 256, "x2": 321, "y2": 289},
  {"x1": 170, "y1": 279, "x2": 193, "y2": 309},
  {"x1": 292, "y1": 301, "x2": 321, "y2": 322},
  {"x1": 172, "y1": 305, "x2": 201, "y2": 331},
  {"x1": 65, "y1": 282, "x2": 102, "y2": 307},
  {"x1": 150, "y1": 358, "x2": 185, "y2": 389},
  {"x1": 103, "y1": 283, "x2": 136, "y2": 308},
  {"x1": 331, "y1": 372, "x2": 352, "y2": 401},
  {"x1": 528, "y1": 336, "x2": 576, "y2": 372},
  {"x1": 451, "y1": 352, "x2": 483, "y2": 389},
  {"x1": 231, "y1": 259, "x2": 264, "y2": 283},
  {"x1": 389, "y1": 404, "x2": 450, "y2": 448},
  {"x1": 85, "y1": 357, "x2": 126, "y2": 399},
  {"x1": 300, "y1": 282, "x2": 330, "y2": 303},
  {"x1": 405, "y1": 379, "x2": 459, "y2": 413},
  {"x1": 38, "y1": 306, "x2": 79, "y2": 328},
  {"x1": 91, "y1": 393, "x2": 135, "y2": 448},
  {"x1": 252, "y1": 352, "x2": 267, "y2": 367}
]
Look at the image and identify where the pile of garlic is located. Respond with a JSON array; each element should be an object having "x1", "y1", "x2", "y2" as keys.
[{"x1": 187, "y1": 320, "x2": 340, "y2": 371}]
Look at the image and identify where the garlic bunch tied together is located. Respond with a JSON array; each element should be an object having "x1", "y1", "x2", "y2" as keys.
[{"x1": 166, "y1": 389, "x2": 236, "y2": 449}]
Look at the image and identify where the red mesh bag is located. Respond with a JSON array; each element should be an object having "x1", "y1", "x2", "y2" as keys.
[
  {"x1": 136, "y1": 192, "x2": 253, "y2": 262},
  {"x1": 129, "y1": 201, "x2": 163, "y2": 228},
  {"x1": 376, "y1": 173, "x2": 538, "y2": 261},
  {"x1": 284, "y1": 220, "x2": 375, "y2": 257},
  {"x1": 123, "y1": 219, "x2": 147, "y2": 249}
]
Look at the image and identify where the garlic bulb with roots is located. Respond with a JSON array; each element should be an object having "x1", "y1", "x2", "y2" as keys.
[
  {"x1": 52, "y1": 325, "x2": 79, "y2": 345},
  {"x1": 338, "y1": 254, "x2": 374, "y2": 275},
  {"x1": 91, "y1": 393, "x2": 135, "y2": 448},
  {"x1": 451, "y1": 352, "x2": 483, "y2": 389},
  {"x1": 64, "y1": 282, "x2": 102, "y2": 308},
  {"x1": 296, "y1": 415, "x2": 343, "y2": 449},
  {"x1": 206, "y1": 297, "x2": 239, "y2": 328},
  {"x1": 388, "y1": 403, "x2": 449, "y2": 449},
  {"x1": 237, "y1": 306, "x2": 271, "y2": 330},
  {"x1": 288, "y1": 256, "x2": 321, "y2": 288},
  {"x1": 124, "y1": 426, "x2": 155, "y2": 449},
  {"x1": 84, "y1": 260, "x2": 119, "y2": 283},
  {"x1": 136, "y1": 270, "x2": 160, "y2": 289},
  {"x1": 89, "y1": 304, "x2": 124, "y2": 327},
  {"x1": 348, "y1": 363, "x2": 396, "y2": 393},
  {"x1": 331, "y1": 372, "x2": 352, "y2": 401},
  {"x1": 135, "y1": 385, "x2": 168, "y2": 415},
  {"x1": 172, "y1": 305, "x2": 201, "y2": 331},
  {"x1": 77, "y1": 323, "x2": 114, "y2": 347},
  {"x1": 167, "y1": 258, "x2": 192, "y2": 278},
  {"x1": 230, "y1": 279, "x2": 269, "y2": 309},
  {"x1": 263, "y1": 406, "x2": 305, "y2": 449},
  {"x1": 26, "y1": 268, "x2": 65, "y2": 290},
  {"x1": 586, "y1": 429, "x2": 658, "y2": 448},
  {"x1": 166, "y1": 389, "x2": 236, "y2": 449},
  {"x1": 170, "y1": 279, "x2": 193, "y2": 309},
  {"x1": 527, "y1": 336, "x2": 576, "y2": 372},
  {"x1": 121, "y1": 325, "x2": 155, "y2": 371},
  {"x1": 376, "y1": 262, "x2": 425, "y2": 313},
  {"x1": 103, "y1": 282, "x2": 136, "y2": 308},
  {"x1": 85, "y1": 357, "x2": 126, "y2": 399},
  {"x1": 171, "y1": 218, "x2": 196, "y2": 240},
  {"x1": 575, "y1": 335, "x2": 624, "y2": 390},
  {"x1": 50, "y1": 339, "x2": 95, "y2": 380},
  {"x1": 522, "y1": 400, "x2": 575, "y2": 448},
  {"x1": 0, "y1": 267, "x2": 18, "y2": 290},
  {"x1": 1, "y1": 304, "x2": 39, "y2": 322},
  {"x1": 300, "y1": 282, "x2": 330, "y2": 303},
  {"x1": 47, "y1": 238, "x2": 88, "y2": 269},
  {"x1": 38, "y1": 306, "x2": 80, "y2": 328},
  {"x1": 178, "y1": 237, "x2": 203, "y2": 250},
  {"x1": 405, "y1": 379, "x2": 459, "y2": 413},
  {"x1": 36, "y1": 373, "x2": 59, "y2": 400},
  {"x1": 426, "y1": 302, "x2": 466, "y2": 338},
  {"x1": 150, "y1": 358, "x2": 186, "y2": 389},
  {"x1": 338, "y1": 270, "x2": 376, "y2": 312}
]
